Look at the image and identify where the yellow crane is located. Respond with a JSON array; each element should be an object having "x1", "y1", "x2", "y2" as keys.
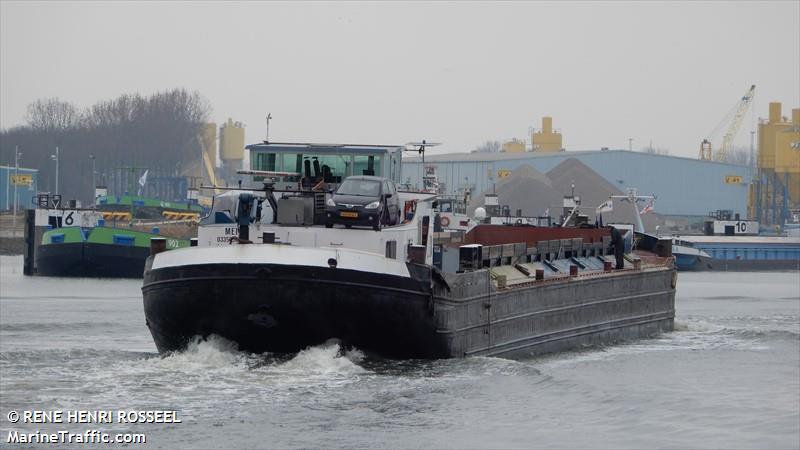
[{"x1": 699, "y1": 84, "x2": 756, "y2": 161}]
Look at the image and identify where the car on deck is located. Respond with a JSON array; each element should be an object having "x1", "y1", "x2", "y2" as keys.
[{"x1": 325, "y1": 176, "x2": 401, "y2": 230}]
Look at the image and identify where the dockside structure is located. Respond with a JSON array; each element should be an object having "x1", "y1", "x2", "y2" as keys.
[{"x1": 402, "y1": 150, "x2": 749, "y2": 223}]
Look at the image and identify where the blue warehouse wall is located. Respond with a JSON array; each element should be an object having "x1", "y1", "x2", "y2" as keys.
[
  {"x1": 401, "y1": 150, "x2": 750, "y2": 217},
  {"x1": 0, "y1": 166, "x2": 39, "y2": 211}
]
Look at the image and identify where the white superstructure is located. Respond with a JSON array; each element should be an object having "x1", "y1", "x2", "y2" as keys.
[{"x1": 197, "y1": 191, "x2": 437, "y2": 266}]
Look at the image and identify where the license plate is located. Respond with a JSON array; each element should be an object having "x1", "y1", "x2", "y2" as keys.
[{"x1": 340, "y1": 211, "x2": 358, "y2": 218}]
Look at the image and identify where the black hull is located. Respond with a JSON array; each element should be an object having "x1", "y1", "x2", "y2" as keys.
[
  {"x1": 142, "y1": 255, "x2": 677, "y2": 359},
  {"x1": 142, "y1": 261, "x2": 446, "y2": 358},
  {"x1": 36, "y1": 242, "x2": 149, "y2": 278}
]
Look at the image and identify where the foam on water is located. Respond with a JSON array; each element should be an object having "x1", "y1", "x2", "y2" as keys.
[
  {"x1": 153, "y1": 335, "x2": 247, "y2": 370},
  {"x1": 673, "y1": 318, "x2": 722, "y2": 332},
  {"x1": 108, "y1": 338, "x2": 371, "y2": 384},
  {"x1": 276, "y1": 340, "x2": 367, "y2": 376}
]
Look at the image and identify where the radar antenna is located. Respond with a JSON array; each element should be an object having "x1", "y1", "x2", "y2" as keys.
[{"x1": 404, "y1": 139, "x2": 441, "y2": 165}]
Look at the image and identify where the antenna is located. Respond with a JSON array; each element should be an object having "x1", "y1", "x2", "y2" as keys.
[
  {"x1": 609, "y1": 188, "x2": 656, "y2": 233},
  {"x1": 404, "y1": 139, "x2": 441, "y2": 165},
  {"x1": 265, "y1": 113, "x2": 272, "y2": 143}
]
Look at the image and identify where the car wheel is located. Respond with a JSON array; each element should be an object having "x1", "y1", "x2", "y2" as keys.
[
  {"x1": 345, "y1": 224, "x2": 352, "y2": 229},
  {"x1": 325, "y1": 222, "x2": 333, "y2": 229}
]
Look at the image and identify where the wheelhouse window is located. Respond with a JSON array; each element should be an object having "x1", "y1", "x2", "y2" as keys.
[
  {"x1": 354, "y1": 155, "x2": 381, "y2": 177},
  {"x1": 251, "y1": 152, "x2": 278, "y2": 181},
  {"x1": 281, "y1": 153, "x2": 304, "y2": 181},
  {"x1": 315, "y1": 154, "x2": 351, "y2": 183},
  {"x1": 282, "y1": 153, "x2": 351, "y2": 183},
  {"x1": 252, "y1": 152, "x2": 278, "y2": 171}
]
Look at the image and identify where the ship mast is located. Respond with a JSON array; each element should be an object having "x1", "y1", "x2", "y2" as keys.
[{"x1": 609, "y1": 188, "x2": 655, "y2": 233}]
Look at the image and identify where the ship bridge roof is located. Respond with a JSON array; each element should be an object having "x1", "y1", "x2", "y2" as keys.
[{"x1": 246, "y1": 142, "x2": 404, "y2": 155}]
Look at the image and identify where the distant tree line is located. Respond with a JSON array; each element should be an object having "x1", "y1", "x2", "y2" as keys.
[
  {"x1": 640, "y1": 145, "x2": 671, "y2": 156},
  {"x1": 638, "y1": 143, "x2": 755, "y2": 165},
  {"x1": 473, "y1": 140, "x2": 502, "y2": 153},
  {"x1": 723, "y1": 146, "x2": 755, "y2": 166},
  {"x1": 0, "y1": 88, "x2": 211, "y2": 204}
]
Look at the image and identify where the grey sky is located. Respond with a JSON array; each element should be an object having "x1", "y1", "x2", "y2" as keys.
[{"x1": 1, "y1": 1, "x2": 798, "y2": 159}]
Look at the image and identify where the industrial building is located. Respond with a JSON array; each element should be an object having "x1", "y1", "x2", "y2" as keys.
[
  {"x1": 502, "y1": 116, "x2": 563, "y2": 153},
  {"x1": 200, "y1": 122, "x2": 218, "y2": 181},
  {"x1": 219, "y1": 118, "x2": 246, "y2": 182},
  {"x1": 189, "y1": 118, "x2": 247, "y2": 184},
  {"x1": 752, "y1": 102, "x2": 800, "y2": 226},
  {"x1": 403, "y1": 102, "x2": 800, "y2": 231},
  {"x1": 1, "y1": 165, "x2": 38, "y2": 211},
  {"x1": 532, "y1": 116, "x2": 563, "y2": 152},
  {"x1": 401, "y1": 149, "x2": 751, "y2": 224}
]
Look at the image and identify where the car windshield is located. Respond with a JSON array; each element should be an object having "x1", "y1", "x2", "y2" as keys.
[{"x1": 337, "y1": 179, "x2": 381, "y2": 196}]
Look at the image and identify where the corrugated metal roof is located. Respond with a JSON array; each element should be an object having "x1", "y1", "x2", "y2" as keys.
[{"x1": 247, "y1": 142, "x2": 403, "y2": 154}]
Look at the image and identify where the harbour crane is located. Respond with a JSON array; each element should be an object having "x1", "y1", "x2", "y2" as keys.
[{"x1": 699, "y1": 84, "x2": 756, "y2": 161}]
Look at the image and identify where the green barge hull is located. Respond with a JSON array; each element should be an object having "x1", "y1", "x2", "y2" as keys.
[{"x1": 36, "y1": 226, "x2": 188, "y2": 278}]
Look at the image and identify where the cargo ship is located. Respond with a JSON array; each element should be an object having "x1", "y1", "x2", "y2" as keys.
[
  {"x1": 141, "y1": 142, "x2": 676, "y2": 359},
  {"x1": 671, "y1": 211, "x2": 800, "y2": 271},
  {"x1": 25, "y1": 192, "x2": 195, "y2": 278},
  {"x1": 672, "y1": 235, "x2": 800, "y2": 271},
  {"x1": 37, "y1": 225, "x2": 189, "y2": 278}
]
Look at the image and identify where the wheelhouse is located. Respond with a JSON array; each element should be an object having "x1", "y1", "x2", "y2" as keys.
[{"x1": 247, "y1": 142, "x2": 404, "y2": 188}]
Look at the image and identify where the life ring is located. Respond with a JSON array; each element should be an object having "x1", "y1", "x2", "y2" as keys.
[{"x1": 440, "y1": 216, "x2": 451, "y2": 227}]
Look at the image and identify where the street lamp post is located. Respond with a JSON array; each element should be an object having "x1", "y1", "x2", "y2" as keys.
[
  {"x1": 89, "y1": 154, "x2": 96, "y2": 204},
  {"x1": 51, "y1": 146, "x2": 60, "y2": 195},
  {"x1": 12, "y1": 146, "x2": 21, "y2": 236}
]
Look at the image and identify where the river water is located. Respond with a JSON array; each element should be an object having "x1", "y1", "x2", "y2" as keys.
[{"x1": 1, "y1": 255, "x2": 798, "y2": 449}]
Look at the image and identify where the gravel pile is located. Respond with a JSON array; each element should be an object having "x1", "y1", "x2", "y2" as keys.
[
  {"x1": 471, "y1": 158, "x2": 665, "y2": 231},
  {"x1": 469, "y1": 165, "x2": 562, "y2": 217}
]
